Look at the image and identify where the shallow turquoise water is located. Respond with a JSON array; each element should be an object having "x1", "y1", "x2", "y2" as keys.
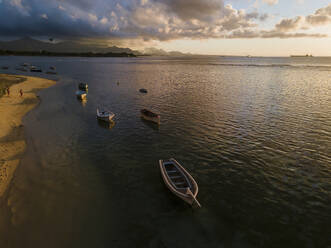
[{"x1": 0, "y1": 56, "x2": 330, "y2": 247}]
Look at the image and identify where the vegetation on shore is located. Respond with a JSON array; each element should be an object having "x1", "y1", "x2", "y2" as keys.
[{"x1": 0, "y1": 50, "x2": 136, "y2": 57}]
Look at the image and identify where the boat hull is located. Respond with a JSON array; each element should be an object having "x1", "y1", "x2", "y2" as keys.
[
  {"x1": 97, "y1": 115, "x2": 114, "y2": 122},
  {"x1": 141, "y1": 114, "x2": 160, "y2": 124},
  {"x1": 159, "y1": 159, "x2": 199, "y2": 206},
  {"x1": 96, "y1": 109, "x2": 114, "y2": 122},
  {"x1": 76, "y1": 94, "x2": 87, "y2": 100},
  {"x1": 76, "y1": 90, "x2": 87, "y2": 100}
]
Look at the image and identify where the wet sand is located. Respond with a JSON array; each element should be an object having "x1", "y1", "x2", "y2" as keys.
[{"x1": 0, "y1": 74, "x2": 55, "y2": 197}]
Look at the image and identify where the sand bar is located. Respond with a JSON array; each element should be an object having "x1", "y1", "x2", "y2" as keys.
[{"x1": 0, "y1": 74, "x2": 55, "y2": 197}]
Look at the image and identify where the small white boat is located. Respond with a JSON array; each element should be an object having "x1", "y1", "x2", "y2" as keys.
[
  {"x1": 79, "y1": 83, "x2": 88, "y2": 91},
  {"x1": 76, "y1": 90, "x2": 87, "y2": 100},
  {"x1": 140, "y1": 109, "x2": 160, "y2": 124},
  {"x1": 159, "y1": 158, "x2": 201, "y2": 207},
  {"x1": 97, "y1": 108, "x2": 115, "y2": 122}
]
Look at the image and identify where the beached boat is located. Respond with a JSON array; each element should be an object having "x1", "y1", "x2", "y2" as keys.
[
  {"x1": 97, "y1": 108, "x2": 115, "y2": 122},
  {"x1": 139, "y1": 88, "x2": 148, "y2": 93},
  {"x1": 75, "y1": 90, "x2": 87, "y2": 100},
  {"x1": 159, "y1": 158, "x2": 201, "y2": 207},
  {"x1": 78, "y1": 83, "x2": 88, "y2": 91},
  {"x1": 30, "y1": 66, "x2": 42, "y2": 72},
  {"x1": 140, "y1": 109, "x2": 160, "y2": 124}
]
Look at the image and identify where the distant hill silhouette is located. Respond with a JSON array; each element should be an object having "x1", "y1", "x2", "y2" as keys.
[
  {"x1": 142, "y1": 47, "x2": 191, "y2": 56},
  {"x1": 0, "y1": 37, "x2": 139, "y2": 55},
  {"x1": 0, "y1": 37, "x2": 191, "y2": 57}
]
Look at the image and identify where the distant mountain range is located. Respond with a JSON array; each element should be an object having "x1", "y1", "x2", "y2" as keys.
[
  {"x1": 0, "y1": 37, "x2": 137, "y2": 55},
  {"x1": 0, "y1": 37, "x2": 190, "y2": 56},
  {"x1": 142, "y1": 47, "x2": 191, "y2": 56}
]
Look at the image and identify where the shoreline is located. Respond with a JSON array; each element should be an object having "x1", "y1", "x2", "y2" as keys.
[{"x1": 0, "y1": 74, "x2": 55, "y2": 197}]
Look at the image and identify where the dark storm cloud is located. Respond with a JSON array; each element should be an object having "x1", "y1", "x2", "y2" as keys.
[
  {"x1": 0, "y1": 0, "x2": 329, "y2": 41},
  {"x1": 55, "y1": 0, "x2": 94, "y2": 11},
  {"x1": 0, "y1": 0, "x2": 121, "y2": 38},
  {"x1": 154, "y1": 0, "x2": 223, "y2": 21}
]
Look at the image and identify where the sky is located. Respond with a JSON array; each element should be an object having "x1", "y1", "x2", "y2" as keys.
[{"x1": 0, "y1": 0, "x2": 330, "y2": 56}]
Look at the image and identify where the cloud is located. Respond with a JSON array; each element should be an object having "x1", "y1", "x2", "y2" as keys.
[
  {"x1": 0, "y1": 0, "x2": 329, "y2": 42},
  {"x1": 40, "y1": 13, "x2": 48, "y2": 19},
  {"x1": 227, "y1": 29, "x2": 326, "y2": 39},
  {"x1": 262, "y1": 0, "x2": 278, "y2": 6},
  {"x1": 275, "y1": 16, "x2": 303, "y2": 31},
  {"x1": 306, "y1": 3, "x2": 331, "y2": 25},
  {"x1": 272, "y1": 3, "x2": 331, "y2": 32},
  {"x1": 154, "y1": 0, "x2": 224, "y2": 21},
  {"x1": 6, "y1": 0, "x2": 30, "y2": 15},
  {"x1": 245, "y1": 11, "x2": 269, "y2": 21}
]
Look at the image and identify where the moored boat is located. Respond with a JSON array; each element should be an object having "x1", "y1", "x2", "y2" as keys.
[
  {"x1": 30, "y1": 66, "x2": 42, "y2": 72},
  {"x1": 79, "y1": 83, "x2": 88, "y2": 91},
  {"x1": 140, "y1": 109, "x2": 160, "y2": 124},
  {"x1": 75, "y1": 90, "x2": 87, "y2": 100},
  {"x1": 97, "y1": 108, "x2": 115, "y2": 122},
  {"x1": 159, "y1": 158, "x2": 201, "y2": 207}
]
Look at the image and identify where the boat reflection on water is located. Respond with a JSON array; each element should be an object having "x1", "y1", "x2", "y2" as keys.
[
  {"x1": 140, "y1": 117, "x2": 159, "y2": 131},
  {"x1": 77, "y1": 98, "x2": 87, "y2": 107},
  {"x1": 97, "y1": 119, "x2": 115, "y2": 129}
]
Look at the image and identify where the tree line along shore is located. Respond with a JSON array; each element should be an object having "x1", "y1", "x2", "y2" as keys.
[{"x1": 0, "y1": 50, "x2": 136, "y2": 57}]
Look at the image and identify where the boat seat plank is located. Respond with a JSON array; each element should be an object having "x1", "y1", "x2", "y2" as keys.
[
  {"x1": 174, "y1": 181, "x2": 186, "y2": 185},
  {"x1": 166, "y1": 170, "x2": 178, "y2": 173},
  {"x1": 170, "y1": 176, "x2": 182, "y2": 179}
]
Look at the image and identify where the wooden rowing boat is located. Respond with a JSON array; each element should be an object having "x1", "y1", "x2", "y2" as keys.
[
  {"x1": 140, "y1": 109, "x2": 160, "y2": 124},
  {"x1": 159, "y1": 158, "x2": 201, "y2": 207},
  {"x1": 75, "y1": 90, "x2": 87, "y2": 100},
  {"x1": 97, "y1": 108, "x2": 115, "y2": 122},
  {"x1": 139, "y1": 88, "x2": 148, "y2": 93}
]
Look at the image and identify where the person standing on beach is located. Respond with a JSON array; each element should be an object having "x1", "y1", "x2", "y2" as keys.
[
  {"x1": 19, "y1": 89, "x2": 23, "y2": 97},
  {"x1": 6, "y1": 87, "x2": 10, "y2": 96}
]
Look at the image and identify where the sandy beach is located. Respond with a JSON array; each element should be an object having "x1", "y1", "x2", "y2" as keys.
[{"x1": 0, "y1": 74, "x2": 55, "y2": 197}]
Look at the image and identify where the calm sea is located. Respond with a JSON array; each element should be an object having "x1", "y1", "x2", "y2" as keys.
[{"x1": 0, "y1": 56, "x2": 330, "y2": 248}]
